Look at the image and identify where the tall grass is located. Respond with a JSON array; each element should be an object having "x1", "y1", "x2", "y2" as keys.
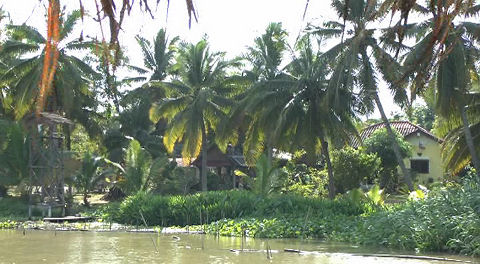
[{"x1": 111, "y1": 190, "x2": 364, "y2": 226}]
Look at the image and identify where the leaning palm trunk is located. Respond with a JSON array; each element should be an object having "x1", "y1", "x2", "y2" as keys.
[
  {"x1": 374, "y1": 93, "x2": 414, "y2": 191},
  {"x1": 322, "y1": 139, "x2": 335, "y2": 199},
  {"x1": 201, "y1": 130, "x2": 208, "y2": 191},
  {"x1": 460, "y1": 106, "x2": 480, "y2": 177}
]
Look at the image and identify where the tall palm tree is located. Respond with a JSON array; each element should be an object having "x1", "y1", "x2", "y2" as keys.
[
  {"x1": 149, "y1": 39, "x2": 240, "y2": 191},
  {"x1": 281, "y1": 35, "x2": 359, "y2": 198},
  {"x1": 117, "y1": 29, "x2": 179, "y2": 157},
  {"x1": 217, "y1": 23, "x2": 288, "y2": 166},
  {"x1": 311, "y1": 0, "x2": 414, "y2": 191},
  {"x1": 436, "y1": 31, "x2": 480, "y2": 176},
  {"x1": 397, "y1": 2, "x2": 480, "y2": 176},
  {"x1": 0, "y1": 10, "x2": 100, "y2": 135},
  {"x1": 133, "y1": 29, "x2": 180, "y2": 82},
  {"x1": 242, "y1": 35, "x2": 357, "y2": 199}
]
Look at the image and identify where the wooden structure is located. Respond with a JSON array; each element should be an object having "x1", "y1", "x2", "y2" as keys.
[
  {"x1": 192, "y1": 145, "x2": 246, "y2": 188},
  {"x1": 25, "y1": 112, "x2": 73, "y2": 218}
]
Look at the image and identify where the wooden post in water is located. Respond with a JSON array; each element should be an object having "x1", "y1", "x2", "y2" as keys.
[
  {"x1": 299, "y1": 207, "x2": 311, "y2": 252},
  {"x1": 266, "y1": 241, "x2": 272, "y2": 260},
  {"x1": 139, "y1": 210, "x2": 159, "y2": 253}
]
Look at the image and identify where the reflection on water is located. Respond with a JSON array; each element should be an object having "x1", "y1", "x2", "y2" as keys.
[{"x1": 0, "y1": 230, "x2": 476, "y2": 264}]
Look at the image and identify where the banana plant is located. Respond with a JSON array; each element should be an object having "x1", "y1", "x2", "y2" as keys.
[
  {"x1": 74, "y1": 152, "x2": 123, "y2": 207},
  {"x1": 235, "y1": 154, "x2": 286, "y2": 196},
  {"x1": 120, "y1": 139, "x2": 169, "y2": 194}
]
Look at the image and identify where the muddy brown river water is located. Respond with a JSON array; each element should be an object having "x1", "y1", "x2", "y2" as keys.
[{"x1": 0, "y1": 230, "x2": 477, "y2": 263}]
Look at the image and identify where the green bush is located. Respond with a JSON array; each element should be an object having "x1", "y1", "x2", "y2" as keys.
[
  {"x1": 354, "y1": 177, "x2": 480, "y2": 255},
  {"x1": 110, "y1": 177, "x2": 480, "y2": 256},
  {"x1": 0, "y1": 197, "x2": 28, "y2": 217},
  {"x1": 0, "y1": 220, "x2": 17, "y2": 229},
  {"x1": 363, "y1": 128, "x2": 412, "y2": 192},
  {"x1": 331, "y1": 147, "x2": 381, "y2": 193},
  {"x1": 282, "y1": 162, "x2": 328, "y2": 197},
  {"x1": 111, "y1": 190, "x2": 365, "y2": 226}
]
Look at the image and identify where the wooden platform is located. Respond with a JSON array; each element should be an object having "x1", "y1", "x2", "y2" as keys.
[{"x1": 43, "y1": 216, "x2": 93, "y2": 223}]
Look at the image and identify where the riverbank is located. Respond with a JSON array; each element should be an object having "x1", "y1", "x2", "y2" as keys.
[{"x1": 1, "y1": 178, "x2": 479, "y2": 256}]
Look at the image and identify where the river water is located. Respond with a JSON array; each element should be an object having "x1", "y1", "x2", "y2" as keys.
[{"x1": 0, "y1": 230, "x2": 477, "y2": 263}]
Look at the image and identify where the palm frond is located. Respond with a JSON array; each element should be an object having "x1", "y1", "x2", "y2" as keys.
[
  {"x1": 150, "y1": 96, "x2": 190, "y2": 123},
  {"x1": 163, "y1": 111, "x2": 188, "y2": 154},
  {"x1": 6, "y1": 24, "x2": 45, "y2": 43},
  {"x1": 60, "y1": 10, "x2": 82, "y2": 40},
  {"x1": 181, "y1": 108, "x2": 203, "y2": 165},
  {"x1": 0, "y1": 40, "x2": 40, "y2": 56}
]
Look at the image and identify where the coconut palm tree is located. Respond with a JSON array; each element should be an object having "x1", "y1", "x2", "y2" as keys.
[
  {"x1": 149, "y1": 39, "x2": 240, "y2": 191},
  {"x1": 275, "y1": 35, "x2": 358, "y2": 199},
  {"x1": 394, "y1": 2, "x2": 480, "y2": 176},
  {"x1": 0, "y1": 10, "x2": 100, "y2": 136},
  {"x1": 311, "y1": 0, "x2": 415, "y2": 191},
  {"x1": 238, "y1": 34, "x2": 358, "y2": 198},
  {"x1": 435, "y1": 31, "x2": 480, "y2": 176},
  {"x1": 217, "y1": 23, "x2": 289, "y2": 166},
  {"x1": 115, "y1": 29, "x2": 179, "y2": 158},
  {"x1": 133, "y1": 29, "x2": 179, "y2": 82}
]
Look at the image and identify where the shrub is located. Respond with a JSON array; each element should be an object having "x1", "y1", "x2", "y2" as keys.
[
  {"x1": 0, "y1": 197, "x2": 28, "y2": 217},
  {"x1": 354, "y1": 177, "x2": 480, "y2": 255},
  {"x1": 282, "y1": 162, "x2": 328, "y2": 198},
  {"x1": 331, "y1": 147, "x2": 381, "y2": 193},
  {"x1": 112, "y1": 190, "x2": 365, "y2": 226},
  {"x1": 363, "y1": 128, "x2": 412, "y2": 192}
]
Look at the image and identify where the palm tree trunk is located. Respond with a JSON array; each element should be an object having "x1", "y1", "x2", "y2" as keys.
[
  {"x1": 83, "y1": 192, "x2": 89, "y2": 207},
  {"x1": 322, "y1": 139, "x2": 335, "y2": 200},
  {"x1": 374, "y1": 93, "x2": 414, "y2": 191},
  {"x1": 64, "y1": 124, "x2": 71, "y2": 151},
  {"x1": 201, "y1": 130, "x2": 208, "y2": 192},
  {"x1": 460, "y1": 105, "x2": 480, "y2": 177},
  {"x1": 266, "y1": 143, "x2": 273, "y2": 168},
  {"x1": 105, "y1": 68, "x2": 121, "y2": 114}
]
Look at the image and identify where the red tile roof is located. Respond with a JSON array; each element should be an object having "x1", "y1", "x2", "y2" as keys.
[{"x1": 351, "y1": 121, "x2": 443, "y2": 148}]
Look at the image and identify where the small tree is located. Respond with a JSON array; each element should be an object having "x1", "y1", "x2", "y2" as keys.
[
  {"x1": 332, "y1": 147, "x2": 381, "y2": 193},
  {"x1": 120, "y1": 139, "x2": 169, "y2": 194},
  {"x1": 75, "y1": 152, "x2": 123, "y2": 206},
  {"x1": 363, "y1": 129, "x2": 412, "y2": 192},
  {"x1": 235, "y1": 154, "x2": 286, "y2": 196}
]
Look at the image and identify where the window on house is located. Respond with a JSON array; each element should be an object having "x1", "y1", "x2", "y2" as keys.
[{"x1": 410, "y1": 159, "x2": 429, "y2": 174}]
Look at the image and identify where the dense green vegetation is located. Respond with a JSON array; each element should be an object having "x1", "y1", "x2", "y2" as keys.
[
  {"x1": 1, "y1": 0, "x2": 480, "y2": 258},
  {"x1": 354, "y1": 179, "x2": 480, "y2": 255},
  {"x1": 108, "y1": 190, "x2": 363, "y2": 226},
  {"x1": 95, "y1": 177, "x2": 480, "y2": 256}
]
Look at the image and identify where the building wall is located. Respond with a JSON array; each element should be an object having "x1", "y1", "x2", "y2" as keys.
[{"x1": 402, "y1": 134, "x2": 445, "y2": 184}]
